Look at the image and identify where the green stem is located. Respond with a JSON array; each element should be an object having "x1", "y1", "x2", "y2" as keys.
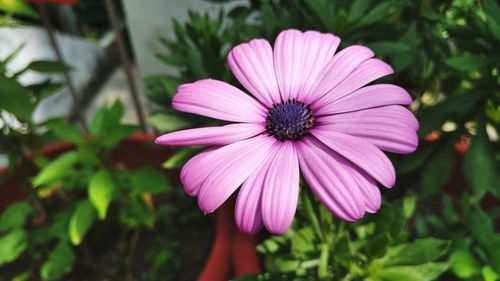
[
  {"x1": 125, "y1": 227, "x2": 140, "y2": 281},
  {"x1": 303, "y1": 188, "x2": 327, "y2": 243}
]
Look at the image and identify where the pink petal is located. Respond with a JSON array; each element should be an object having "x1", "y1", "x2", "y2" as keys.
[
  {"x1": 349, "y1": 167, "x2": 381, "y2": 213},
  {"x1": 318, "y1": 122, "x2": 418, "y2": 154},
  {"x1": 228, "y1": 39, "x2": 281, "y2": 106},
  {"x1": 317, "y1": 106, "x2": 419, "y2": 154},
  {"x1": 235, "y1": 144, "x2": 280, "y2": 234},
  {"x1": 311, "y1": 129, "x2": 396, "y2": 188},
  {"x1": 314, "y1": 59, "x2": 394, "y2": 113},
  {"x1": 273, "y1": 29, "x2": 341, "y2": 101},
  {"x1": 320, "y1": 105, "x2": 419, "y2": 130},
  {"x1": 261, "y1": 141, "x2": 300, "y2": 234},
  {"x1": 173, "y1": 79, "x2": 266, "y2": 123},
  {"x1": 297, "y1": 137, "x2": 365, "y2": 221},
  {"x1": 180, "y1": 148, "x2": 217, "y2": 196},
  {"x1": 296, "y1": 31, "x2": 341, "y2": 101},
  {"x1": 197, "y1": 135, "x2": 276, "y2": 214},
  {"x1": 273, "y1": 29, "x2": 303, "y2": 101},
  {"x1": 155, "y1": 123, "x2": 264, "y2": 146},
  {"x1": 320, "y1": 84, "x2": 412, "y2": 115},
  {"x1": 303, "y1": 45, "x2": 374, "y2": 103}
]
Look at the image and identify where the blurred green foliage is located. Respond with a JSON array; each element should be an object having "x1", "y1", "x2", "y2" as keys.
[{"x1": 0, "y1": 44, "x2": 68, "y2": 172}]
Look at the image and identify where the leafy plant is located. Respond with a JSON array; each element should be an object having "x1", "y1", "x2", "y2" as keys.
[
  {"x1": 234, "y1": 195, "x2": 450, "y2": 281},
  {"x1": 1, "y1": 98, "x2": 183, "y2": 280},
  {"x1": 0, "y1": 44, "x2": 69, "y2": 172}
]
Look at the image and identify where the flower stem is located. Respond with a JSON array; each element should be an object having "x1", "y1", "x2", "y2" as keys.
[
  {"x1": 125, "y1": 227, "x2": 140, "y2": 281},
  {"x1": 302, "y1": 188, "x2": 327, "y2": 243}
]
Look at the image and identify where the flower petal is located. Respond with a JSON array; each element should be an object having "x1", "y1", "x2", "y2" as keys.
[
  {"x1": 173, "y1": 79, "x2": 266, "y2": 123},
  {"x1": 297, "y1": 137, "x2": 365, "y2": 221},
  {"x1": 197, "y1": 135, "x2": 276, "y2": 214},
  {"x1": 314, "y1": 59, "x2": 394, "y2": 113},
  {"x1": 317, "y1": 106, "x2": 418, "y2": 154},
  {"x1": 228, "y1": 39, "x2": 281, "y2": 106},
  {"x1": 348, "y1": 167, "x2": 381, "y2": 213},
  {"x1": 180, "y1": 148, "x2": 217, "y2": 196},
  {"x1": 273, "y1": 29, "x2": 303, "y2": 101},
  {"x1": 311, "y1": 129, "x2": 396, "y2": 188},
  {"x1": 320, "y1": 84, "x2": 412, "y2": 115},
  {"x1": 318, "y1": 122, "x2": 418, "y2": 154},
  {"x1": 320, "y1": 105, "x2": 419, "y2": 130},
  {"x1": 235, "y1": 144, "x2": 280, "y2": 234},
  {"x1": 304, "y1": 45, "x2": 374, "y2": 103},
  {"x1": 261, "y1": 141, "x2": 300, "y2": 234},
  {"x1": 273, "y1": 29, "x2": 341, "y2": 101},
  {"x1": 296, "y1": 31, "x2": 341, "y2": 101},
  {"x1": 155, "y1": 123, "x2": 264, "y2": 146}
]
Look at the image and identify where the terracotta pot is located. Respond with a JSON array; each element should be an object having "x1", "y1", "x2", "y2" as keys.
[
  {"x1": 198, "y1": 202, "x2": 261, "y2": 281},
  {"x1": 0, "y1": 133, "x2": 261, "y2": 279}
]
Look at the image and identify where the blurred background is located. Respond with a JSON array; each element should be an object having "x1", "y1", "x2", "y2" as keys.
[{"x1": 0, "y1": 0, "x2": 499, "y2": 281}]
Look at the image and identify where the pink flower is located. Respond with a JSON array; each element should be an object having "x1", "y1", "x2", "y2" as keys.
[{"x1": 155, "y1": 29, "x2": 418, "y2": 234}]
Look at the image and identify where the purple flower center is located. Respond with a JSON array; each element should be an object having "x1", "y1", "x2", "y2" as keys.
[{"x1": 266, "y1": 99, "x2": 315, "y2": 141}]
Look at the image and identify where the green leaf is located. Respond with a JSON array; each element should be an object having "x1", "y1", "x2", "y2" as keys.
[
  {"x1": 1, "y1": 43, "x2": 25, "y2": 66},
  {"x1": 27, "y1": 60, "x2": 71, "y2": 73},
  {"x1": 482, "y1": 266, "x2": 500, "y2": 281},
  {"x1": 101, "y1": 124, "x2": 137, "y2": 148},
  {"x1": 0, "y1": 0, "x2": 38, "y2": 18},
  {"x1": 0, "y1": 229, "x2": 28, "y2": 265},
  {"x1": 90, "y1": 100, "x2": 124, "y2": 136},
  {"x1": 444, "y1": 56, "x2": 491, "y2": 72},
  {"x1": 464, "y1": 116, "x2": 500, "y2": 199},
  {"x1": 257, "y1": 238, "x2": 281, "y2": 255},
  {"x1": 349, "y1": 0, "x2": 372, "y2": 20},
  {"x1": 147, "y1": 112, "x2": 193, "y2": 132},
  {"x1": 403, "y1": 196, "x2": 416, "y2": 219},
  {"x1": 44, "y1": 118, "x2": 83, "y2": 143},
  {"x1": 33, "y1": 152, "x2": 79, "y2": 187},
  {"x1": 420, "y1": 142, "x2": 455, "y2": 197},
  {"x1": 0, "y1": 75, "x2": 34, "y2": 121},
  {"x1": 483, "y1": 0, "x2": 500, "y2": 41},
  {"x1": 356, "y1": 2, "x2": 394, "y2": 27},
  {"x1": 40, "y1": 242, "x2": 75, "y2": 280},
  {"x1": 266, "y1": 257, "x2": 301, "y2": 272},
  {"x1": 131, "y1": 168, "x2": 171, "y2": 194},
  {"x1": 119, "y1": 195, "x2": 156, "y2": 228},
  {"x1": 88, "y1": 170, "x2": 115, "y2": 220},
  {"x1": 68, "y1": 201, "x2": 96, "y2": 245},
  {"x1": 318, "y1": 243, "x2": 330, "y2": 278},
  {"x1": 468, "y1": 208, "x2": 500, "y2": 272},
  {"x1": 144, "y1": 75, "x2": 180, "y2": 104},
  {"x1": 162, "y1": 148, "x2": 200, "y2": 169},
  {"x1": 0, "y1": 202, "x2": 34, "y2": 232},
  {"x1": 379, "y1": 238, "x2": 449, "y2": 266},
  {"x1": 374, "y1": 262, "x2": 449, "y2": 281},
  {"x1": 29, "y1": 80, "x2": 64, "y2": 100},
  {"x1": 366, "y1": 42, "x2": 411, "y2": 56},
  {"x1": 449, "y1": 249, "x2": 481, "y2": 278},
  {"x1": 12, "y1": 272, "x2": 30, "y2": 281},
  {"x1": 155, "y1": 54, "x2": 185, "y2": 67}
]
